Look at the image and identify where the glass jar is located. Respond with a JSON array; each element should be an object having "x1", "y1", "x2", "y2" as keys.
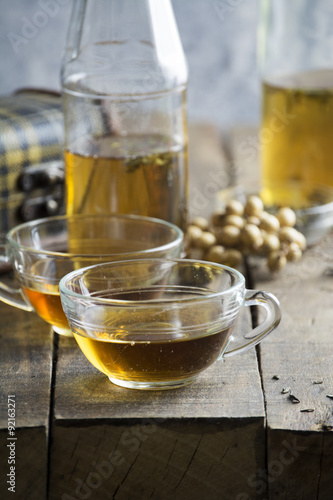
[
  {"x1": 258, "y1": 0, "x2": 333, "y2": 208},
  {"x1": 61, "y1": 0, "x2": 188, "y2": 231}
]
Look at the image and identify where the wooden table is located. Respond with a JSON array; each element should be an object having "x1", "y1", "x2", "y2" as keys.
[{"x1": 0, "y1": 124, "x2": 332, "y2": 500}]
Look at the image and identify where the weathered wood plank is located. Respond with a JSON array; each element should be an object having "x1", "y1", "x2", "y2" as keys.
[
  {"x1": 258, "y1": 342, "x2": 333, "y2": 498},
  {"x1": 264, "y1": 430, "x2": 333, "y2": 500},
  {"x1": 0, "y1": 301, "x2": 53, "y2": 500},
  {"x1": 49, "y1": 301, "x2": 265, "y2": 499},
  {"x1": 257, "y1": 273, "x2": 333, "y2": 498},
  {"x1": 254, "y1": 234, "x2": 333, "y2": 431},
  {"x1": 49, "y1": 419, "x2": 265, "y2": 500},
  {"x1": 260, "y1": 342, "x2": 333, "y2": 432}
]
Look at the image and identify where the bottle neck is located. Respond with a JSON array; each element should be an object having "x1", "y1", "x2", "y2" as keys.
[{"x1": 62, "y1": 0, "x2": 188, "y2": 95}]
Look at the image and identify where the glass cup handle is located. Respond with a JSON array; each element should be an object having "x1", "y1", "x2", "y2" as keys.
[
  {"x1": 223, "y1": 289, "x2": 281, "y2": 357},
  {"x1": 0, "y1": 245, "x2": 33, "y2": 312}
]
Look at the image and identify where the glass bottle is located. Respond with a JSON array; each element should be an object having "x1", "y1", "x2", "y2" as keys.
[
  {"x1": 258, "y1": 0, "x2": 333, "y2": 208},
  {"x1": 61, "y1": 0, "x2": 188, "y2": 231}
]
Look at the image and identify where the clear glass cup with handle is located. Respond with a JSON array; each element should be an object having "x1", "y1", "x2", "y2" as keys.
[
  {"x1": 0, "y1": 215, "x2": 183, "y2": 336},
  {"x1": 59, "y1": 258, "x2": 281, "y2": 389}
]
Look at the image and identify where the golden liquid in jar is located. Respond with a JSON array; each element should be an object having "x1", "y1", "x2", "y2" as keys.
[
  {"x1": 261, "y1": 70, "x2": 333, "y2": 208},
  {"x1": 65, "y1": 135, "x2": 188, "y2": 232}
]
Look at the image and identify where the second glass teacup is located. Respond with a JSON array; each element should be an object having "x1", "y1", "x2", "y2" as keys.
[
  {"x1": 0, "y1": 215, "x2": 183, "y2": 336},
  {"x1": 59, "y1": 258, "x2": 281, "y2": 389}
]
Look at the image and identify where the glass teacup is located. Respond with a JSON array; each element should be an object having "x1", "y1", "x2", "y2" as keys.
[
  {"x1": 59, "y1": 258, "x2": 281, "y2": 389},
  {"x1": 0, "y1": 215, "x2": 183, "y2": 336}
]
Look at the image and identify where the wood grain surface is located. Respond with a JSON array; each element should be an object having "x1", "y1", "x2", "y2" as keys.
[{"x1": 0, "y1": 301, "x2": 53, "y2": 500}]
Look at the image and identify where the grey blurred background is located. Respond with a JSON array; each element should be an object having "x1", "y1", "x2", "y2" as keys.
[{"x1": 0, "y1": 0, "x2": 260, "y2": 130}]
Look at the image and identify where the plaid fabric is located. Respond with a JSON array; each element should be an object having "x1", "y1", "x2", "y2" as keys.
[{"x1": 0, "y1": 89, "x2": 64, "y2": 235}]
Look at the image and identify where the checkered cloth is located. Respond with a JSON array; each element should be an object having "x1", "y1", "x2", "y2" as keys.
[{"x1": 0, "y1": 89, "x2": 64, "y2": 235}]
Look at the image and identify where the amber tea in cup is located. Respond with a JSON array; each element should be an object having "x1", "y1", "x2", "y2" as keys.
[
  {"x1": 59, "y1": 258, "x2": 281, "y2": 389},
  {"x1": 0, "y1": 215, "x2": 183, "y2": 335}
]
